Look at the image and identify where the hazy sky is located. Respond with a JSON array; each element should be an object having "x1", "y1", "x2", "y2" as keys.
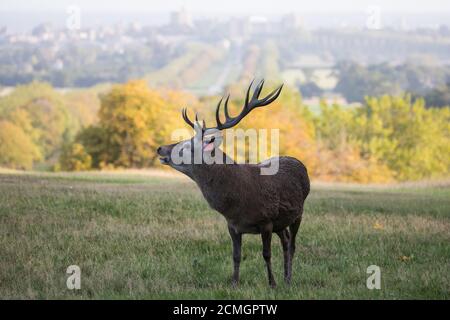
[{"x1": 1, "y1": 0, "x2": 449, "y2": 14}]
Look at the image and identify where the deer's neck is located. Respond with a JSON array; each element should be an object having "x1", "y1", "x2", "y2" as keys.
[{"x1": 191, "y1": 150, "x2": 242, "y2": 218}]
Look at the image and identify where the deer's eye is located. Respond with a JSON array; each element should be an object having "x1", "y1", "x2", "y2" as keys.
[{"x1": 204, "y1": 136, "x2": 215, "y2": 144}]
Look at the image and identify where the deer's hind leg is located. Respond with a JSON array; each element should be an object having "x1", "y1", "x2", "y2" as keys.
[
  {"x1": 227, "y1": 225, "x2": 242, "y2": 287},
  {"x1": 276, "y1": 229, "x2": 291, "y2": 284},
  {"x1": 261, "y1": 225, "x2": 276, "y2": 288},
  {"x1": 289, "y1": 216, "x2": 302, "y2": 268}
]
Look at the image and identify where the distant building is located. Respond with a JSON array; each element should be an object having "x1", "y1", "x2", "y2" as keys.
[
  {"x1": 170, "y1": 7, "x2": 193, "y2": 29},
  {"x1": 248, "y1": 16, "x2": 269, "y2": 35},
  {"x1": 281, "y1": 13, "x2": 303, "y2": 31},
  {"x1": 32, "y1": 23, "x2": 53, "y2": 38},
  {"x1": 52, "y1": 59, "x2": 64, "y2": 71},
  {"x1": 228, "y1": 18, "x2": 251, "y2": 40}
]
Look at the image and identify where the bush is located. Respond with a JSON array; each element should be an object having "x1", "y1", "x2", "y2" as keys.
[{"x1": 58, "y1": 143, "x2": 92, "y2": 171}]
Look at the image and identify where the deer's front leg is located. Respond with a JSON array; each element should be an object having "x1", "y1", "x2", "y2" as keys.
[
  {"x1": 261, "y1": 226, "x2": 276, "y2": 288},
  {"x1": 227, "y1": 225, "x2": 242, "y2": 287}
]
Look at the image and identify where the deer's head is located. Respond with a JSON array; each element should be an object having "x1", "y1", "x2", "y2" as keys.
[{"x1": 157, "y1": 80, "x2": 283, "y2": 177}]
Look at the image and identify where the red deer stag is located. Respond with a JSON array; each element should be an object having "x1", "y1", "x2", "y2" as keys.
[{"x1": 157, "y1": 80, "x2": 310, "y2": 287}]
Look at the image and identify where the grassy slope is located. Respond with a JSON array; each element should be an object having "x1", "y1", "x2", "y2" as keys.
[
  {"x1": 0, "y1": 171, "x2": 449, "y2": 299},
  {"x1": 144, "y1": 44, "x2": 204, "y2": 87}
]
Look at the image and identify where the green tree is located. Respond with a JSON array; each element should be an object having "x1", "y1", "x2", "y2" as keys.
[
  {"x1": 314, "y1": 102, "x2": 393, "y2": 182},
  {"x1": 424, "y1": 81, "x2": 450, "y2": 108},
  {"x1": 58, "y1": 143, "x2": 92, "y2": 171},
  {"x1": 72, "y1": 125, "x2": 110, "y2": 169},
  {"x1": 353, "y1": 95, "x2": 450, "y2": 180}
]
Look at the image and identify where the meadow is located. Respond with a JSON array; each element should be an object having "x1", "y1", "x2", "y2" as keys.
[{"x1": 0, "y1": 170, "x2": 449, "y2": 299}]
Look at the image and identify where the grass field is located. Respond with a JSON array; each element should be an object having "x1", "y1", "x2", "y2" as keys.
[{"x1": 0, "y1": 170, "x2": 449, "y2": 299}]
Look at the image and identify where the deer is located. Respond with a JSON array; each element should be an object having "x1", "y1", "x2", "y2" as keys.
[{"x1": 157, "y1": 79, "x2": 310, "y2": 287}]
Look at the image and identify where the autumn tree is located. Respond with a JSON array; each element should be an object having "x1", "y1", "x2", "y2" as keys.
[
  {"x1": 58, "y1": 143, "x2": 92, "y2": 171},
  {"x1": 210, "y1": 84, "x2": 319, "y2": 174},
  {"x1": 0, "y1": 82, "x2": 76, "y2": 169},
  {"x1": 0, "y1": 121, "x2": 41, "y2": 169},
  {"x1": 62, "y1": 80, "x2": 192, "y2": 170}
]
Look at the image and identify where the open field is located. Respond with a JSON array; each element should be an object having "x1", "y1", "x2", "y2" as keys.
[{"x1": 0, "y1": 170, "x2": 449, "y2": 299}]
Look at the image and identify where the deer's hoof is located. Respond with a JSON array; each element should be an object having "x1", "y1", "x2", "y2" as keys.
[{"x1": 269, "y1": 281, "x2": 277, "y2": 289}]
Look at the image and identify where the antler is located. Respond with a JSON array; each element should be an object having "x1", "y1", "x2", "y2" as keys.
[
  {"x1": 215, "y1": 79, "x2": 283, "y2": 130},
  {"x1": 182, "y1": 108, "x2": 205, "y2": 129},
  {"x1": 181, "y1": 79, "x2": 283, "y2": 131}
]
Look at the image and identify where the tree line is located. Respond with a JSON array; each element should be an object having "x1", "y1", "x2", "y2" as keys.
[
  {"x1": 335, "y1": 61, "x2": 450, "y2": 106},
  {"x1": 0, "y1": 80, "x2": 449, "y2": 182}
]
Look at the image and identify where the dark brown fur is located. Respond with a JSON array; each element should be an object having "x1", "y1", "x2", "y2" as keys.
[
  {"x1": 158, "y1": 144, "x2": 310, "y2": 287},
  {"x1": 158, "y1": 79, "x2": 310, "y2": 287}
]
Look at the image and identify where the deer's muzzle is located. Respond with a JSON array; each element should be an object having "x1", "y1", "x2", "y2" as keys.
[{"x1": 157, "y1": 145, "x2": 174, "y2": 165}]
